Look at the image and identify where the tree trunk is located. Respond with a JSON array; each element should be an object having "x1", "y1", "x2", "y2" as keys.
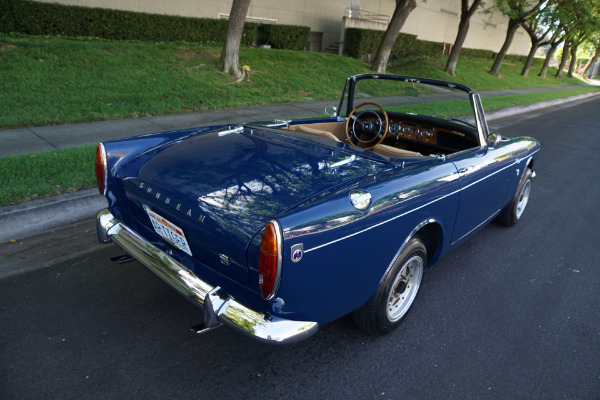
[
  {"x1": 580, "y1": 46, "x2": 600, "y2": 77},
  {"x1": 220, "y1": 0, "x2": 252, "y2": 79},
  {"x1": 567, "y1": 45, "x2": 578, "y2": 77},
  {"x1": 445, "y1": 0, "x2": 483, "y2": 77},
  {"x1": 539, "y1": 45, "x2": 556, "y2": 78},
  {"x1": 371, "y1": 0, "x2": 417, "y2": 74},
  {"x1": 490, "y1": 19, "x2": 520, "y2": 76},
  {"x1": 520, "y1": 19, "x2": 553, "y2": 78},
  {"x1": 521, "y1": 43, "x2": 539, "y2": 77},
  {"x1": 589, "y1": 55, "x2": 599, "y2": 78},
  {"x1": 539, "y1": 37, "x2": 563, "y2": 78},
  {"x1": 445, "y1": 19, "x2": 470, "y2": 76},
  {"x1": 555, "y1": 41, "x2": 571, "y2": 79}
]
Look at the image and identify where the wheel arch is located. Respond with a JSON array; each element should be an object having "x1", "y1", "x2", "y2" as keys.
[
  {"x1": 525, "y1": 155, "x2": 535, "y2": 171},
  {"x1": 412, "y1": 220, "x2": 443, "y2": 266},
  {"x1": 352, "y1": 219, "x2": 440, "y2": 335},
  {"x1": 378, "y1": 219, "x2": 444, "y2": 287}
]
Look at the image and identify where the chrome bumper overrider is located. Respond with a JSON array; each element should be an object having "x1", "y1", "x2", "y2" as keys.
[{"x1": 96, "y1": 209, "x2": 318, "y2": 344}]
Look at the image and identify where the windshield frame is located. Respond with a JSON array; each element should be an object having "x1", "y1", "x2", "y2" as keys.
[{"x1": 337, "y1": 74, "x2": 488, "y2": 148}]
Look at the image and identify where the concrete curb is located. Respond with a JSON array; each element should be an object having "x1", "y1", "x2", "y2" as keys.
[
  {"x1": 1, "y1": 90, "x2": 599, "y2": 244},
  {"x1": 485, "y1": 90, "x2": 600, "y2": 121},
  {"x1": 0, "y1": 189, "x2": 107, "y2": 243}
]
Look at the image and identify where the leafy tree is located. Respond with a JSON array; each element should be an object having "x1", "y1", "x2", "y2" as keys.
[
  {"x1": 566, "y1": 2, "x2": 600, "y2": 77},
  {"x1": 549, "y1": 0, "x2": 600, "y2": 78},
  {"x1": 371, "y1": 0, "x2": 417, "y2": 74},
  {"x1": 520, "y1": 3, "x2": 556, "y2": 77},
  {"x1": 489, "y1": 0, "x2": 547, "y2": 76},
  {"x1": 221, "y1": 0, "x2": 251, "y2": 80},
  {"x1": 445, "y1": 0, "x2": 485, "y2": 76}
]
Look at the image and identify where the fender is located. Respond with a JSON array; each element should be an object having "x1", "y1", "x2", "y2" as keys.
[{"x1": 375, "y1": 218, "x2": 443, "y2": 290}]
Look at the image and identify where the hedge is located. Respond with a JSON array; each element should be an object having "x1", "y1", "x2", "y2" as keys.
[
  {"x1": 262, "y1": 24, "x2": 310, "y2": 50},
  {"x1": 344, "y1": 27, "x2": 389, "y2": 59},
  {"x1": 0, "y1": 0, "x2": 258, "y2": 45},
  {"x1": 344, "y1": 27, "x2": 544, "y2": 67},
  {"x1": 344, "y1": 28, "x2": 444, "y2": 61},
  {"x1": 502, "y1": 54, "x2": 545, "y2": 67}
]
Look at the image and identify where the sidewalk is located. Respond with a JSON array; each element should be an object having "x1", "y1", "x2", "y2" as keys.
[
  {"x1": 0, "y1": 84, "x2": 594, "y2": 158},
  {"x1": 1, "y1": 84, "x2": 600, "y2": 245},
  {"x1": 1, "y1": 100, "x2": 336, "y2": 158}
]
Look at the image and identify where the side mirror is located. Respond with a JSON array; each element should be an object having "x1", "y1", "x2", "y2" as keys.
[
  {"x1": 487, "y1": 133, "x2": 501, "y2": 148},
  {"x1": 324, "y1": 105, "x2": 337, "y2": 117}
]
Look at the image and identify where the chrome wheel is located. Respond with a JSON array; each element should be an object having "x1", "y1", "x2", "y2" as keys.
[
  {"x1": 496, "y1": 168, "x2": 533, "y2": 227},
  {"x1": 386, "y1": 255, "x2": 423, "y2": 322},
  {"x1": 515, "y1": 179, "x2": 531, "y2": 219},
  {"x1": 353, "y1": 237, "x2": 427, "y2": 335}
]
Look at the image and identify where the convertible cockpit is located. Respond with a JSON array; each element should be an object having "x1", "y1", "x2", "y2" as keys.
[
  {"x1": 284, "y1": 75, "x2": 486, "y2": 158},
  {"x1": 287, "y1": 107, "x2": 479, "y2": 157}
]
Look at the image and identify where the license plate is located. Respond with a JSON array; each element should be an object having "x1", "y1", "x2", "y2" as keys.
[{"x1": 145, "y1": 208, "x2": 193, "y2": 256}]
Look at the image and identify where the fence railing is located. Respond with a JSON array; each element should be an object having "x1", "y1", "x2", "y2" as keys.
[{"x1": 345, "y1": 7, "x2": 390, "y2": 24}]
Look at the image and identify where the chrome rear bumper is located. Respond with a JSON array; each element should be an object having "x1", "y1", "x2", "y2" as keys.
[{"x1": 96, "y1": 209, "x2": 318, "y2": 344}]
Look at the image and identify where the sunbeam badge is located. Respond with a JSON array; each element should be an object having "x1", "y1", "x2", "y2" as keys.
[{"x1": 291, "y1": 244, "x2": 304, "y2": 263}]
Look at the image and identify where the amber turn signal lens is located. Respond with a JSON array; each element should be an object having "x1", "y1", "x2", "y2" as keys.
[
  {"x1": 95, "y1": 143, "x2": 107, "y2": 196},
  {"x1": 258, "y1": 221, "x2": 281, "y2": 300}
]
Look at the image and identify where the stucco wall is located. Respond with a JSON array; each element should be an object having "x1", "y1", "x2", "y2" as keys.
[
  {"x1": 33, "y1": 0, "x2": 531, "y2": 55},
  {"x1": 361, "y1": 0, "x2": 530, "y2": 55}
]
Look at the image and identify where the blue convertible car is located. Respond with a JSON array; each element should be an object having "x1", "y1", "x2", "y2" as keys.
[{"x1": 96, "y1": 74, "x2": 539, "y2": 343}]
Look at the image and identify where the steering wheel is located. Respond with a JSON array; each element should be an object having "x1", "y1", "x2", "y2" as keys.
[{"x1": 345, "y1": 102, "x2": 389, "y2": 149}]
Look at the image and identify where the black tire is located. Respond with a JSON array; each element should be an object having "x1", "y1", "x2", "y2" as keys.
[
  {"x1": 497, "y1": 168, "x2": 533, "y2": 227},
  {"x1": 353, "y1": 238, "x2": 426, "y2": 336}
]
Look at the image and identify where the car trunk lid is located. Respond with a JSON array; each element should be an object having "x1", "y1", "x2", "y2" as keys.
[{"x1": 122, "y1": 127, "x2": 374, "y2": 282}]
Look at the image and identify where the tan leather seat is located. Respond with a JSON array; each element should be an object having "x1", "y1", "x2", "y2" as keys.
[
  {"x1": 295, "y1": 125, "x2": 341, "y2": 142},
  {"x1": 372, "y1": 144, "x2": 422, "y2": 157}
]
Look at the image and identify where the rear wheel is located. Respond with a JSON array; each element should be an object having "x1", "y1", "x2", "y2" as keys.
[
  {"x1": 497, "y1": 168, "x2": 532, "y2": 227},
  {"x1": 353, "y1": 238, "x2": 426, "y2": 336}
]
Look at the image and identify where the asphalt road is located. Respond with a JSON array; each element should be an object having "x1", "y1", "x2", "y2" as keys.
[{"x1": 2, "y1": 97, "x2": 599, "y2": 399}]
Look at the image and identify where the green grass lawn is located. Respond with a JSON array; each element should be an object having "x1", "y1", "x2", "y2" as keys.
[
  {"x1": 0, "y1": 145, "x2": 96, "y2": 205},
  {"x1": 0, "y1": 33, "x2": 589, "y2": 129},
  {"x1": 0, "y1": 34, "x2": 371, "y2": 128},
  {"x1": 0, "y1": 33, "x2": 597, "y2": 206}
]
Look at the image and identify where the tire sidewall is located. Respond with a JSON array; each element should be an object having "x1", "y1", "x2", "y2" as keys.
[
  {"x1": 497, "y1": 168, "x2": 533, "y2": 227},
  {"x1": 373, "y1": 238, "x2": 427, "y2": 334},
  {"x1": 510, "y1": 168, "x2": 533, "y2": 224}
]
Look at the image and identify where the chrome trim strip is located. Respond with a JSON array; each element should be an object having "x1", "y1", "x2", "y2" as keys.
[
  {"x1": 330, "y1": 155, "x2": 356, "y2": 168},
  {"x1": 305, "y1": 188, "x2": 457, "y2": 254},
  {"x1": 96, "y1": 209, "x2": 318, "y2": 344},
  {"x1": 218, "y1": 125, "x2": 244, "y2": 136},
  {"x1": 451, "y1": 208, "x2": 501, "y2": 245},
  {"x1": 305, "y1": 149, "x2": 539, "y2": 254},
  {"x1": 470, "y1": 93, "x2": 488, "y2": 147}
]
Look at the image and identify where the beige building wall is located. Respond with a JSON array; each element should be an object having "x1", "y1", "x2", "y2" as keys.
[
  {"x1": 361, "y1": 0, "x2": 530, "y2": 55},
  {"x1": 34, "y1": 0, "x2": 531, "y2": 55}
]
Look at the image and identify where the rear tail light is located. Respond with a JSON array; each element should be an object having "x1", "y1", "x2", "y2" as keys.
[
  {"x1": 95, "y1": 143, "x2": 107, "y2": 196},
  {"x1": 258, "y1": 220, "x2": 282, "y2": 300}
]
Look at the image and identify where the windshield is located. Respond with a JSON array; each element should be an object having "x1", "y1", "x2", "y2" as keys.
[{"x1": 339, "y1": 75, "x2": 478, "y2": 128}]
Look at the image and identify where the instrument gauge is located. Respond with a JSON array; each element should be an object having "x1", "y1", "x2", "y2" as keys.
[{"x1": 389, "y1": 122, "x2": 401, "y2": 134}]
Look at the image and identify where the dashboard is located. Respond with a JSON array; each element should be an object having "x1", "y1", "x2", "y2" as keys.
[
  {"x1": 385, "y1": 116, "x2": 478, "y2": 154},
  {"x1": 388, "y1": 120, "x2": 436, "y2": 145},
  {"x1": 359, "y1": 110, "x2": 480, "y2": 153}
]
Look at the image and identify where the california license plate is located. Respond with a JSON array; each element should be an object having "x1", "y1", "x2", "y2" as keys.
[{"x1": 145, "y1": 208, "x2": 193, "y2": 256}]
